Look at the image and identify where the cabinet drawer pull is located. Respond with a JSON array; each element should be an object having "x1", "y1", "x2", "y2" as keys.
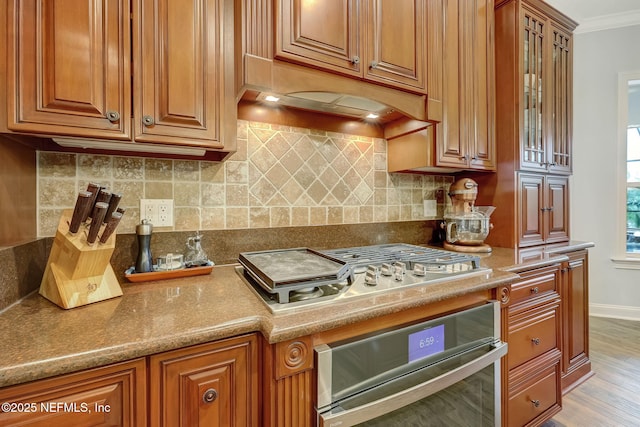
[
  {"x1": 202, "y1": 388, "x2": 218, "y2": 404},
  {"x1": 531, "y1": 399, "x2": 540, "y2": 407},
  {"x1": 531, "y1": 338, "x2": 541, "y2": 345},
  {"x1": 530, "y1": 287, "x2": 539, "y2": 294},
  {"x1": 142, "y1": 115, "x2": 155, "y2": 126},
  {"x1": 370, "y1": 60, "x2": 378, "y2": 69},
  {"x1": 106, "y1": 111, "x2": 120, "y2": 122},
  {"x1": 351, "y1": 56, "x2": 360, "y2": 65}
]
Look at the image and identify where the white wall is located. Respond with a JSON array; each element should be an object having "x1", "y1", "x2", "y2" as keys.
[{"x1": 572, "y1": 24, "x2": 640, "y2": 320}]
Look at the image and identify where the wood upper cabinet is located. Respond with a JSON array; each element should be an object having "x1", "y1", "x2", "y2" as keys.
[
  {"x1": 386, "y1": 0, "x2": 496, "y2": 173},
  {"x1": 6, "y1": 0, "x2": 236, "y2": 152},
  {"x1": 6, "y1": 0, "x2": 131, "y2": 140},
  {"x1": 436, "y1": 0, "x2": 495, "y2": 171},
  {"x1": 275, "y1": 0, "x2": 427, "y2": 94},
  {"x1": 0, "y1": 359, "x2": 146, "y2": 426},
  {"x1": 149, "y1": 334, "x2": 259, "y2": 427},
  {"x1": 133, "y1": 0, "x2": 236, "y2": 149},
  {"x1": 496, "y1": 0, "x2": 575, "y2": 174},
  {"x1": 518, "y1": 173, "x2": 569, "y2": 247}
]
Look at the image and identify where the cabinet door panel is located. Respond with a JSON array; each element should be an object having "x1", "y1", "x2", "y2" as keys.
[
  {"x1": 549, "y1": 24, "x2": 572, "y2": 174},
  {"x1": 518, "y1": 174, "x2": 545, "y2": 246},
  {"x1": 364, "y1": 0, "x2": 426, "y2": 93},
  {"x1": 546, "y1": 175, "x2": 569, "y2": 243},
  {"x1": 0, "y1": 359, "x2": 146, "y2": 427},
  {"x1": 150, "y1": 334, "x2": 258, "y2": 427},
  {"x1": 463, "y1": 0, "x2": 495, "y2": 170},
  {"x1": 276, "y1": 0, "x2": 360, "y2": 76},
  {"x1": 519, "y1": 6, "x2": 548, "y2": 171},
  {"x1": 135, "y1": 0, "x2": 224, "y2": 147},
  {"x1": 7, "y1": 0, "x2": 130, "y2": 139}
]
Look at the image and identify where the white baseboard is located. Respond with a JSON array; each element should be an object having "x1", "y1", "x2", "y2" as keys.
[{"x1": 590, "y1": 303, "x2": 640, "y2": 321}]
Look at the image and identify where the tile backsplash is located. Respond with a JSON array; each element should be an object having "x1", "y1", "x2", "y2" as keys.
[{"x1": 37, "y1": 120, "x2": 453, "y2": 237}]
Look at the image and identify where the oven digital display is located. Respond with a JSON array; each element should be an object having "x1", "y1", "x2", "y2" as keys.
[{"x1": 408, "y1": 324, "x2": 445, "y2": 363}]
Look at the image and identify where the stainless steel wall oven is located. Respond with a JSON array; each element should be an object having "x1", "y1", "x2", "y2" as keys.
[{"x1": 315, "y1": 301, "x2": 507, "y2": 426}]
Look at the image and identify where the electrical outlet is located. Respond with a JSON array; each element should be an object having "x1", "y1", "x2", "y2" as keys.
[{"x1": 140, "y1": 199, "x2": 174, "y2": 227}]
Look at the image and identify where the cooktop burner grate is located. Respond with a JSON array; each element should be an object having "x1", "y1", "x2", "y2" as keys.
[{"x1": 321, "y1": 244, "x2": 481, "y2": 270}]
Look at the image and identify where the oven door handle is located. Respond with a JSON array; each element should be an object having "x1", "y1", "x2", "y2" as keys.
[{"x1": 318, "y1": 341, "x2": 507, "y2": 427}]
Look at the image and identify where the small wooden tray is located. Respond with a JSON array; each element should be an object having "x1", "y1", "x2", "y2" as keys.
[{"x1": 124, "y1": 262, "x2": 214, "y2": 283}]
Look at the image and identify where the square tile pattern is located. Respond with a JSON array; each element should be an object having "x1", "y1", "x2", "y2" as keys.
[{"x1": 37, "y1": 120, "x2": 454, "y2": 236}]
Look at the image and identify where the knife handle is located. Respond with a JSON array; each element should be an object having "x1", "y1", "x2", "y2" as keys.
[
  {"x1": 96, "y1": 189, "x2": 112, "y2": 206},
  {"x1": 69, "y1": 191, "x2": 93, "y2": 233},
  {"x1": 104, "y1": 193, "x2": 122, "y2": 224},
  {"x1": 82, "y1": 182, "x2": 101, "y2": 222},
  {"x1": 99, "y1": 211, "x2": 123, "y2": 244},
  {"x1": 87, "y1": 202, "x2": 108, "y2": 244}
]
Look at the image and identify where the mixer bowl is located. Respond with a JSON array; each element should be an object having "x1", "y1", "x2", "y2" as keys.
[{"x1": 444, "y1": 213, "x2": 492, "y2": 245}]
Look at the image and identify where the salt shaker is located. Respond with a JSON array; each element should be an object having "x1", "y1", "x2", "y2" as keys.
[{"x1": 135, "y1": 219, "x2": 154, "y2": 273}]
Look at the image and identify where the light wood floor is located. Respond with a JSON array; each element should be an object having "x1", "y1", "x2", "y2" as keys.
[{"x1": 542, "y1": 316, "x2": 640, "y2": 427}]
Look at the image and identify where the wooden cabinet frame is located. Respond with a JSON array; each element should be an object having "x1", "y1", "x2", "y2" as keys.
[
  {"x1": 0, "y1": 359, "x2": 146, "y2": 426},
  {"x1": 517, "y1": 173, "x2": 569, "y2": 247},
  {"x1": 4, "y1": 0, "x2": 236, "y2": 155},
  {"x1": 560, "y1": 250, "x2": 594, "y2": 393}
]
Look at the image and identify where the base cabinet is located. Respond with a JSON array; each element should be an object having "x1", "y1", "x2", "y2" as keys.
[
  {"x1": 0, "y1": 359, "x2": 146, "y2": 426},
  {"x1": 560, "y1": 249, "x2": 593, "y2": 392},
  {"x1": 149, "y1": 334, "x2": 259, "y2": 427},
  {"x1": 502, "y1": 263, "x2": 563, "y2": 427}
]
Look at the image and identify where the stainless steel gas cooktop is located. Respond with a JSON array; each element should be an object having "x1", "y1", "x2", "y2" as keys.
[{"x1": 236, "y1": 243, "x2": 490, "y2": 313}]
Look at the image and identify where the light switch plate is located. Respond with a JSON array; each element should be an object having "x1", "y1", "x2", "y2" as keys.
[
  {"x1": 140, "y1": 199, "x2": 174, "y2": 227},
  {"x1": 424, "y1": 200, "x2": 437, "y2": 217}
]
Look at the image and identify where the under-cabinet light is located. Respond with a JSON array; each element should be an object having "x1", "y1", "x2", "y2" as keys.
[
  {"x1": 366, "y1": 113, "x2": 379, "y2": 119},
  {"x1": 53, "y1": 138, "x2": 207, "y2": 156},
  {"x1": 264, "y1": 95, "x2": 280, "y2": 102}
]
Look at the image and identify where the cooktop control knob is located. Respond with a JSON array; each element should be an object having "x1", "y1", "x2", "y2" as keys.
[
  {"x1": 393, "y1": 261, "x2": 406, "y2": 281},
  {"x1": 381, "y1": 263, "x2": 393, "y2": 276},
  {"x1": 413, "y1": 263, "x2": 426, "y2": 276},
  {"x1": 364, "y1": 265, "x2": 379, "y2": 286}
]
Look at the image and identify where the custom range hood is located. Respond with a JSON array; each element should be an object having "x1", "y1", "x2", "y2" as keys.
[{"x1": 239, "y1": 56, "x2": 442, "y2": 126}]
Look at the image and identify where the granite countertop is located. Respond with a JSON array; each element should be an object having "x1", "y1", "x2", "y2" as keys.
[{"x1": 0, "y1": 242, "x2": 592, "y2": 388}]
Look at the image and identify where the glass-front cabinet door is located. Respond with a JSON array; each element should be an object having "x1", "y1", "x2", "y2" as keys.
[
  {"x1": 520, "y1": 5, "x2": 573, "y2": 174},
  {"x1": 521, "y1": 7, "x2": 547, "y2": 171},
  {"x1": 549, "y1": 24, "x2": 573, "y2": 174}
]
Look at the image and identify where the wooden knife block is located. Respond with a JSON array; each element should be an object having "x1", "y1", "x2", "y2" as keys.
[{"x1": 39, "y1": 210, "x2": 122, "y2": 309}]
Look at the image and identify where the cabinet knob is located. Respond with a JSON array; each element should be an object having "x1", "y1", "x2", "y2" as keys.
[
  {"x1": 531, "y1": 338, "x2": 541, "y2": 345},
  {"x1": 351, "y1": 56, "x2": 360, "y2": 65},
  {"x1": 142, "y1": 115, "x2": 155, "y2": 126},
  {"x1": 202, "y1": 388, "x2": 218, "y2": 404},
  {"x1": 531, "y1": 399, "x2": 541, "y2": 407},
  {"x1": 106, "y1": 111, "x2": 120, "y2": 123},
  {"x1": 370, "y1": 60, "x2": 378, "y2": 69},
  {"x1": 530, "y1": 287, "x2": 539, "y2": 294}
]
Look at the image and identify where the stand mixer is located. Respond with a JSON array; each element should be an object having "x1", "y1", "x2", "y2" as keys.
[{"x1": 443, "y1": 178, "x2": 495, "y2": 253}]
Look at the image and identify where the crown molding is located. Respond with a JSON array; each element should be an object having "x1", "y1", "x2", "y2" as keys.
[{"x1": 575, "y1": 10, "x2": 640, "y2": 34}]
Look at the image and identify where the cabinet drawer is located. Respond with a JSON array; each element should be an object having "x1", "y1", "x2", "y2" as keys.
[
  {"x1": 0, "y1": 359, "x2": 146, "y2": 426},
  {"x1": 511, "y1": 265, "x2": 560, "y2": 306},
  {"x1": 508, "y1": 303, "x2": 560, "y2": 370},
  {"x1": 508, "y1": 363, "x2": 559, "y2": 427}
]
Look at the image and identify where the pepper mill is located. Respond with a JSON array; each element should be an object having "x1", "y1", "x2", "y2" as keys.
[{"x1": 135, "y1": 219, "x2": 154, "y2": 273}]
